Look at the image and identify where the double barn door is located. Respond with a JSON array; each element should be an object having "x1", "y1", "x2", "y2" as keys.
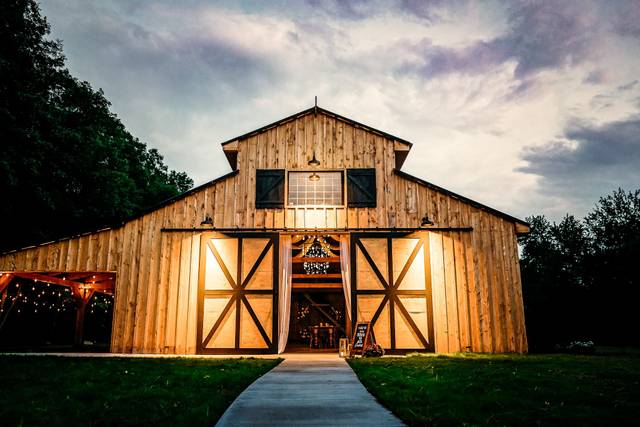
[
  {"x1": 197, "y1": 233, "x2": 278, "y2": 354},
  {"x1": 352, "y1": 233, "x2": 434, "y2": 352},
  {"x1": 197, "y1": 232, "x2": 433, "y2": 354}
]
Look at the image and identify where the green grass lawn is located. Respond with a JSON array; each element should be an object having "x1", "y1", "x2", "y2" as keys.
[
  {"x1": 349, "y1": 351, "x2": 640, "y2": 426},
  {"x1": 0, "y1": 356, "x2": 280, "y2": 426}
]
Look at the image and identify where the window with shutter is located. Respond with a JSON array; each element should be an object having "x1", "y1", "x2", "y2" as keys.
[
  {"x1": 255, "y1": 169, "x2": 285, "y2": 208},
  {"x1": 347, "y1": 168, "x2": 376, "y2": 208}
]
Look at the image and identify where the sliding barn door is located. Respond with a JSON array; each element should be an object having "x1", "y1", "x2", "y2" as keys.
[
  {"x1": 351, "y1": 233, "x2": 434, "y2": 352},
  {"x1": 197, "y1": 234, "x2": 278, "y2": 354}
]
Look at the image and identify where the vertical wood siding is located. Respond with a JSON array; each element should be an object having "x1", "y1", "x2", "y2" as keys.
[{"x1": 0, "y1": 111, "x2": 527, "y2": 353}]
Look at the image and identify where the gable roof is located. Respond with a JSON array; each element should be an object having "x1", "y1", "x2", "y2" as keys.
[
  {"x1": 394, "y1": 169, "x2": 529, "y2": 230},
  {"x1": 220, "y1": 105, "x2": 414, "y2": 147},
  {"x1": 217, "y1": 105, "x2": 528, "y2": 230},
  {"x1": 220, "y1": 105, "x2": 413, "y2": 170}
]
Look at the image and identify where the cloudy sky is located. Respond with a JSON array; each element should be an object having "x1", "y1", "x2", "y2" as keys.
[{"x1": 40, "y1": 0, "x2": 640, "y2": 221}]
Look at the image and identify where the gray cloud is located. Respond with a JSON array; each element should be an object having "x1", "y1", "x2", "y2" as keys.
[
  {"x1": 397, "y1": 0, "x2": 452, "y2": 23},
  {"x1": 401, "y1": 1, "x2": 601, "y2": 83},
  {"x1": 37, "y1": 0, "x2": 640, "y2": 221},
  {"x1": 42, "y1": 1, "x2": 279, "y2": 180},
  {"x1": 583, "y1": 69, "x2": 609, "y2": 85},
  {"x1": 604, "y1": 0, "x2": 640, "y2": 38},
  {"x1": 519, "y1": 116, "x2": 640, "y2": 211},
  {"x1": 61, "y1": 13, "x2": 274, "y2": 107},
  {"x1": 618, "y1": 80, "x2": 639, "y2": 92},
  {"x1": 304, "y1": 0, "x2": 373, "y2": 20}
]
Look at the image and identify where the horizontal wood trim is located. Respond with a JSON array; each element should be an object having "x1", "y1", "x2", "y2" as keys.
[
  {"x1": 292, "y1": 273, "x2": 342, "y2": 279},
  {"x1": 203, "y1": 289, "x2": 273, "y2": 296},
  {"x1": 292, "y1": 282, "x2": 343, "y2": 289},
  {"x1": 160, "y1": 227, "x2": 474, "y2": 233},
  {"x1": 292, "y1": 257, "x2": 340, "y2": 263}
]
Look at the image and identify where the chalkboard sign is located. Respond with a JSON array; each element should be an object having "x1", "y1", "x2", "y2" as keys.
[{"x1": 350, "y1": 322, "x2": 373, "y2": 356}]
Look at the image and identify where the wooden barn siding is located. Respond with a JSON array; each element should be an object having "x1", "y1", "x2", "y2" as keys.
[
  {"x1": 0, "y1": 112, "x2": 527, "y2": 353},
  {"x1": 427, "y1": 216, "x2": 527, "y2": 353}
]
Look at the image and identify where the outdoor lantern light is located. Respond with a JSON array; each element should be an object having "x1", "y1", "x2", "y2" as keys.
[
  {"x1": 421, "y1": 214, "x2": 434, "y2": 226},
  {"x1": 308, "y1": 150, "x2": 320, "y2": 166},
  {"x1": 339, "y1": 338, "x2": 349, "y2": 358},
  {"x1": 200, "y1": 215, "x2": 213, "y2": 226}
]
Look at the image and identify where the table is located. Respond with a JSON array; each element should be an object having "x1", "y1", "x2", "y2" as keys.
[{"x1": 309, "y1": 325, "x2": 336, "y2": 348}]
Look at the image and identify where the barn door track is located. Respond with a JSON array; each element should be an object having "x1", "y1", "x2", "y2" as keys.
[{"x1": 215, "y1": 353, "x2": 405, "y2": 426}]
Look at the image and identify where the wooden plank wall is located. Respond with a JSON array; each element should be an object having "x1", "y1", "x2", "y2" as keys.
[
  {"x1": 0, "y1": 110, "x2": 527, "y2": 353},
  {"x1": 427, "y1": 215, "x2": 528, "y2": 353},
  {"x1": 0, "y1": 218, "x2": 203, "y2": 354}
]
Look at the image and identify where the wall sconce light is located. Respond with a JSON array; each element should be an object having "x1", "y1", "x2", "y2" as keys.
[
  {"x1": 200, "y1": 215, "x2": 213, "y2": 226},
  {"x1": 308, "y1": 151, "x2": 320, "y2": 166},
  {"x1": 309, "y1": 172, "x2": 320, "y2": 182},
  {"x1": 421, "y1": 214, "x2": 434, "y2": 226}
]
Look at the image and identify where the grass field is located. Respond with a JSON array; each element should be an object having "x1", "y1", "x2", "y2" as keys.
[
  {"x1": 349, "y1": 350, "x2": 640, "y2": 426},
  {"x1": 0, "y1": 356, "x2": 280, "y2": 426}
]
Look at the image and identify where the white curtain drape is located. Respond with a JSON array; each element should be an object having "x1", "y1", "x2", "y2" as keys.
[
  {"x1": 278, "y1": 235, "x2": 293, "y2": 353},
  {"x1": 339, "y1": 235, "x2": 352, "y2": 323}
]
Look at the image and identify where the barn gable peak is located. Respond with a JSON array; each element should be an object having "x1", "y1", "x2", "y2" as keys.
[{"x1": 221, "y1": 105, "x2": 412, "y2": 170}]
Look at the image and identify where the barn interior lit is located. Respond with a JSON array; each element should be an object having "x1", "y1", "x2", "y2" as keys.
[{"x1": 0, "y1": 272, "x2": 115, "y2": 351}]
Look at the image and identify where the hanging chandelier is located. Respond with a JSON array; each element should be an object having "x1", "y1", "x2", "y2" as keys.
[{"x1": 303, "y1": 237, "x2": 330, "y2": 275}]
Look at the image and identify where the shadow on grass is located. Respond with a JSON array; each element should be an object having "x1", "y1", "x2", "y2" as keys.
[{"x1": 349, "y1": 351, "x2": 640, "y2": 426}]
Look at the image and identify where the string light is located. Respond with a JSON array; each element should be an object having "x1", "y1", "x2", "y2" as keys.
[{"x1": 0, "y1": 279, "x2": 114, "y2": 319}]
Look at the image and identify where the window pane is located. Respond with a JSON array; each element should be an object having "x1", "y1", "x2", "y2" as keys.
[{"x1": 288, "y1": 171, "x2": 343, "y2": 206}]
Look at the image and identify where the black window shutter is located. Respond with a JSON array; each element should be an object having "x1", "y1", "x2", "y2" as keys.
[
  {"x1": 347, "y1": 168, "x2": 376, "y2": 208},
  {"x1": 255, "y1": 169, "x2": 285, "y2": 208}
]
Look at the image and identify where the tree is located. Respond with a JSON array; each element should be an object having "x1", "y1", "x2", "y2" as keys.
[
  {"x1": 519, "y1": 215, "x2": 590, "y2": 351},
  {"x1": 0, "y1": 0, "x2": 193, "y2": 252},
  {"x1": 520, "y1": 188, "x2": 640, "y2": 350},
  {"x1": 584, "y1": 189, "x2": 640, "y2": 345}
]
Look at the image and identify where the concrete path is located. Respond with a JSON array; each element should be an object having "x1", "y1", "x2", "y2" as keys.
[{"x1": 216, "y1": 353, "x2": 405, "y2": 426}]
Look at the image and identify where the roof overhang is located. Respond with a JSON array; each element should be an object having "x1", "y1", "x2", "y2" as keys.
[
  {"x1": 222, "y1": 140, "x2": 239, "y2": 170},
  {"x1": 394, "y1": 169, "x2": 530, "y2": 234}
]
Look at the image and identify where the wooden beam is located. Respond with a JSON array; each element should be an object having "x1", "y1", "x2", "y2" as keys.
[
  {"x1": 355, "y1": 239, "x2": 389, "y2": 288},
  {"x1": 11, "y1": 273, "x2": 114, "y2": 292},
  {"x1": 515, "y1": 222, "x2": 531, "y2": 234},
  {"x1": 301, "y1": 293, "x2": 345, "y2": 334},
  {"x1": 0, "y1": 273, "x2": 13, "y2": 295},
  {"x1": 202, "y1": 296, "x2": 236, "y2": 348},
  {"x1": 74, "y1": 289, "x2": 95, "y2": 348},
  {"x1": 292, "y1": 273, "x2": 341, "y2": 279},
  {"x1": 207, "y1": 241, "x2": 238, "y2": 289},
  {"x1": 292, "y1": 257, "x2": 340, "y2": 263},
  {"x1": 292, "y1": 282, "x2": 342, "y2": 289}
]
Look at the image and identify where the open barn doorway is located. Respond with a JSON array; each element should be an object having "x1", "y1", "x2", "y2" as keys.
[
  {"x1": 0, "y1": 272, "x2": 115, "y2": 352},
  {"x1": 286, "y1": 234, "x2": 349, "y2": 353}
]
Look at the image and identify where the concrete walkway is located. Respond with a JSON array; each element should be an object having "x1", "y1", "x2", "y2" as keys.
[{"x1": 216, "y1": 353, "x2": 405, "y2": 426}]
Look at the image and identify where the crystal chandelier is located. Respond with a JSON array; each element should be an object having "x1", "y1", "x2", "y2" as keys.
[{"x1": 303, "y1": 238, "x2": 330, "y2": 275}]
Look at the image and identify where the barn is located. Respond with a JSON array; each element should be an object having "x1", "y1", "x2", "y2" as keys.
[{"x1": 0, "y1": 105, "x2": 529, "y2": 354}]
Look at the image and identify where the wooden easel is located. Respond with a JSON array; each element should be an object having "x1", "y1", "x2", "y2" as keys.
[{"x1": 350, "y1": 321, "x2": 376, "y2": 357}]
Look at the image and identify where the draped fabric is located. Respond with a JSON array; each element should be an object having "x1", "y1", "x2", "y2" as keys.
[
  {"x1": 278, "y1": 235, "x2": 293, "y2": 353},
  {"x1": 339, "y1": 235, "x2": 352, "y2": 323}
]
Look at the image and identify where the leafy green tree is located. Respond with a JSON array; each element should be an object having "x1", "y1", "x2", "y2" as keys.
[
  {"x1": 0, "y1": 0, "x2": 192, "y2": 252},
  {"x1": 584, "y1": 189, "x2": 640, "y2": 345}
]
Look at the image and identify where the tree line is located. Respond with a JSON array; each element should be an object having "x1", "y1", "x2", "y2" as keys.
[
  {"x1": 519, "y1": 188, "x2": 640, "y2": 351},
  {"x1": 0, "y1": 0, "x2": 193, "y2": 252}
]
